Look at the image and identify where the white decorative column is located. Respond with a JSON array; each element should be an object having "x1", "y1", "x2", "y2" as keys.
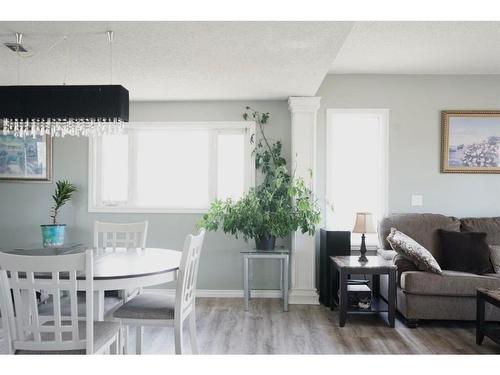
[{"x1": 288, "y1": 96, "x2": 321, "y2": 305}]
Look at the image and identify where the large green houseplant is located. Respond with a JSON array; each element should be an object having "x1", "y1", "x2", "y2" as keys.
[{"x1": 199, "y1": 107, "x2": 320, "y2": 250}]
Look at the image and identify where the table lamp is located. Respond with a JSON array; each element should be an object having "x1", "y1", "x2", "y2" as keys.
[{"x1": 353, "y1": 212, "x2": 376, "y2": 262}]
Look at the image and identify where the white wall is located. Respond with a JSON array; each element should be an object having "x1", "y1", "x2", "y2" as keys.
[{"x1": 316, "y1": 74, "x2": 500, "y2": 223}]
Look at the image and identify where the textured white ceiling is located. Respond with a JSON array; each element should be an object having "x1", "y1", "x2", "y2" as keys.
[
  {"x1": 330, "y1": 21, "x2": 500, "y2": 74},
  {"x1": 0, "y1": 21, "x2": 353, "y2": 100}
]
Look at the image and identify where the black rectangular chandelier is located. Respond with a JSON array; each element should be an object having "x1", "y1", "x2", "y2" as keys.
[{"x1": 0, "y1": 85, "x2": 129, "y2": 137}]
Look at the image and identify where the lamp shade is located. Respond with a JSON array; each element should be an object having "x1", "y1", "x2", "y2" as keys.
[{"x1": 353, "y1": 212, "x2": 376, "y2": 234}]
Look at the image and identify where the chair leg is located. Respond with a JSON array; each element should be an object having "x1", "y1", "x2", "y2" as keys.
[
  {"x1": 189, "y1": 311, "x2": 199, "y2": 354},
  {"x1": 136, "y1": 326, "x2": 143, "y2": 354},
  {"x1": 174, "y1": 319, "x2": 183, "y2": 355},
  {"x1": 110, "y1": 334, "x2": 119, "y2": 354}
]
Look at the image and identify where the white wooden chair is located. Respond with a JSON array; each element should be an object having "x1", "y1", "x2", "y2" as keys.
[
  {"x1": 0, "y1": 250, "x2": 120, "y2": 354},
  {"x1": 94, "y1": 220, "x2": 149, "y2": 302},
  {"x1": 94, "y1": 221, "x2": 149, "y2": 252},
  {"x1": 113, "y1": 230, "x2": 206, "y2": 354}
]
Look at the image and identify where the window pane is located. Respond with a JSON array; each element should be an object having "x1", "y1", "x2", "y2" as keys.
[
  {"x1": 135, "y1": 130, "x2": 210, "y2": 209},
  {"x1": 217, "y1": 133, "x2": 245, "y2": 200},
  {"x1": 327, "y1": 112, "x2": 386, "y2": 246},
  {"x1": 101, "y1": 134, "x2": 128, "y2": 203}
]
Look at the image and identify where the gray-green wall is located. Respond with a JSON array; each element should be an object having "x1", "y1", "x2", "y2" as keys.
[
  {"x1": 316, "y1": 74, "x2": 500, "y2": 224},
  {"x1": 0, "y1": 100, "x2": 290, "y2": 290},
  {"x1": 3, "y1": 75, "x2": 500, "y2": 291}
]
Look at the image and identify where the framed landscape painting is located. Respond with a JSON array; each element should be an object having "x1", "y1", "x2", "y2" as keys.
[
  {"x1": 0, "y1": 134, "x2": 52, "y2": 182},
  {"x1": 442, "y1": 111, "x2": 500, "y2": 174}
]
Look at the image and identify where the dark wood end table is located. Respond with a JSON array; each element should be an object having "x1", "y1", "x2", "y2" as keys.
[
  {"x1": 476, "y1": 288, "x2": 500, "y2": 346},
  {"x1": 330, "y1": 255, "x2": 397, "y2": 328}
]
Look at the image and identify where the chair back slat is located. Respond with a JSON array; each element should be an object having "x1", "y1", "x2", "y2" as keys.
[
  {"x1": 0, "y1": 271, "x2": 16, "y2": 351},
  {"x1": 175, "y1": 230, "x2": 206, "y2": 317},
  {"x1": 27, "y1": 272, "x2": 42, "y2": 343},
  {"x1": 0, "y1": 250, "x2": 93, "y2": 354},
  {"x1": 94, "y1": 221, "x2": 148, "y2": 251},
  {"x1": 69, "y1": 270, "x2": 79, "y2": 341},
  {"x1": 52, "y1": 271, "x2": 62, "y2": 343},
  {"x1": 10, "y1": 272, "x2": 26, "y2": 341}
]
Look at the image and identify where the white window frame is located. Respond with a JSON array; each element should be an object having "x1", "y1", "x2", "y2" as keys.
[
  {"x1": 326, "y1": 108, "x2": 389, "y2": 249},
  {"x1": 88, "y1": 121, "x2": 256, "y2": 213}
]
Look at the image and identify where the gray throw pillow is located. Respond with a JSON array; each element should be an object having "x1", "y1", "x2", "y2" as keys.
[{"x1": 387, "y1": 227, "x2": 442, "y2": 274}]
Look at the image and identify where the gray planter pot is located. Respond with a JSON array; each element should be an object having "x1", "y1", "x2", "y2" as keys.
[{"x1": 255, "y1": 235, "x2": 276, "y2": 250}]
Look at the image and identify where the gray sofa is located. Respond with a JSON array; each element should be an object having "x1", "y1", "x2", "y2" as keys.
[{"x1": 378, "y1": 213, "x2": 500, "y2": 327}]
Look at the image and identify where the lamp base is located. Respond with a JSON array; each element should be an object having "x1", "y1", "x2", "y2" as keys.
[
  {"x1": 358, "y1": 233, "x2": 368, "y2": 263},
  {"x1": 358, "y1": 254, "x2": 369, "y2": 263}
]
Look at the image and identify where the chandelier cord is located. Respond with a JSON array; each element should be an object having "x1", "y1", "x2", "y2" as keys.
[
  {"x1": 14, "y1": 35, "x2": 67, "y2": 60},
  {"x1": 107, "y1": 31, "x2": 114, "y2": 85},
  {"x1": 15, "y1": 32, "x2": 21, "y2": 84},
  {"x1": 16, "y1": 48, "x2": 20, "y2": 85},
  {"x1": 63, "y1": 35, "x2": 68, "y2": 85},
  {"x1": 3, "y1": 31, "x2": 125, "y2": 138}
]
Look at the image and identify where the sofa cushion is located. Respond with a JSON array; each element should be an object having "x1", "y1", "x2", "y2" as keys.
[
  {"x1": 400, "y1": 270, "x2": 500, "y2": 297},
  {"x1": 378, "y1": 213, "x2": 460, "y2": 264},
  {"x1": 490, "y1": 245, "x2": 500, "y2": 273},
  {"x1": 461, "y1": 217, "x2": 500, "y2": 245},
  {"x1": 483, "y1": 273, "x2": 500, "y2": 280},
  {"x1": 387, "y1": 228, "x2": 442, "y2": 274},
  {"x1": 438, "y1": 230, "x2": 494, "y2": 274}
]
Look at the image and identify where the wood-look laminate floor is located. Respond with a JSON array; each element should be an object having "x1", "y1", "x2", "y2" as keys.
[
  {"x1": 1, "y1": 297, "x2": 499, "y2": 354},
  {"x1": 139, "y1": 298, "x2": 500, "y2": 355}
]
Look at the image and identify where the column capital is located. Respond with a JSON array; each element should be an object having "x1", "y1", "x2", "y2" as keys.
[{"x1": 288, "y1": 96, "x2": 321, "y2": 113}]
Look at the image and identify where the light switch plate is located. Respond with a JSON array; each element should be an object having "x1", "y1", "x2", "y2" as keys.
[{"x1": 411, "y1": 195, "x2": 423, "y2": 207}]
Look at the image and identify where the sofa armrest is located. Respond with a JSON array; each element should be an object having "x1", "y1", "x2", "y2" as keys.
[
  {"x1": 394, "y1": 254, "x2": 419, "y2": 286},
  {"x1": 377, "y1": 248, "x2": 397, "y2": 261}
]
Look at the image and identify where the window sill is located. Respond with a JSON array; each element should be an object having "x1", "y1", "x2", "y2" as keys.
[
  {"x1": 88, "y1": 207, "x2": 209, "y2": 214},
  {"x1": 350, "y1": 245, "x2": 379, "y2": 251}
]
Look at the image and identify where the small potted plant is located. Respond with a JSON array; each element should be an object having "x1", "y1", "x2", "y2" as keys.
[
  {"x1": 41, "y1": 180, "x2": 77, "y2": 248},
  {"x1": 198, "y1": 108, "x2": 320, "y2": 250}
]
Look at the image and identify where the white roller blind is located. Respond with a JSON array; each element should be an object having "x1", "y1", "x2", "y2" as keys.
[
  {"x1": 101, "y1": 134, "x2": 129, "y2": 203},
  {"x1": 326, "y1": 109, "x2": 388, "y2": 246}
]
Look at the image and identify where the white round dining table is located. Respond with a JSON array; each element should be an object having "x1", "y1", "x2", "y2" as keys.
[{"x1": 1, "y1": 246, "x2": 182, "y2": 321}]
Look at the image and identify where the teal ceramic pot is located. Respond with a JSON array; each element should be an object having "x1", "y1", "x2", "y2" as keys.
[{"x1": 41, "y1": 224, "x2": 66, "y2": 248}]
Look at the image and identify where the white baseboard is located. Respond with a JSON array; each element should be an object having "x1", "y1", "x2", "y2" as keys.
[
  {"x1": 145, "y1": 288, "x2": 320, "y2": 304},
  {"x1": 289, "y1": 289, "x2": 320, "y2": 305},
  {"x1": 145, "y1": 288, "x2": 283, "y2": 298}
]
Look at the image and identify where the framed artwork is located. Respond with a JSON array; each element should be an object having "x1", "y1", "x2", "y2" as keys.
[
  {"x1": 442, "y1": 110, "x2": 500, "y2": 174},
  {"x1": 0, "y1": 134, "x2": 52, "y2": 182}
]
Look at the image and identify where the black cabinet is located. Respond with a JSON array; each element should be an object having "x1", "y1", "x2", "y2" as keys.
[{"x1": 319, "y1": 229, "x2": 350, "y2": 306}]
